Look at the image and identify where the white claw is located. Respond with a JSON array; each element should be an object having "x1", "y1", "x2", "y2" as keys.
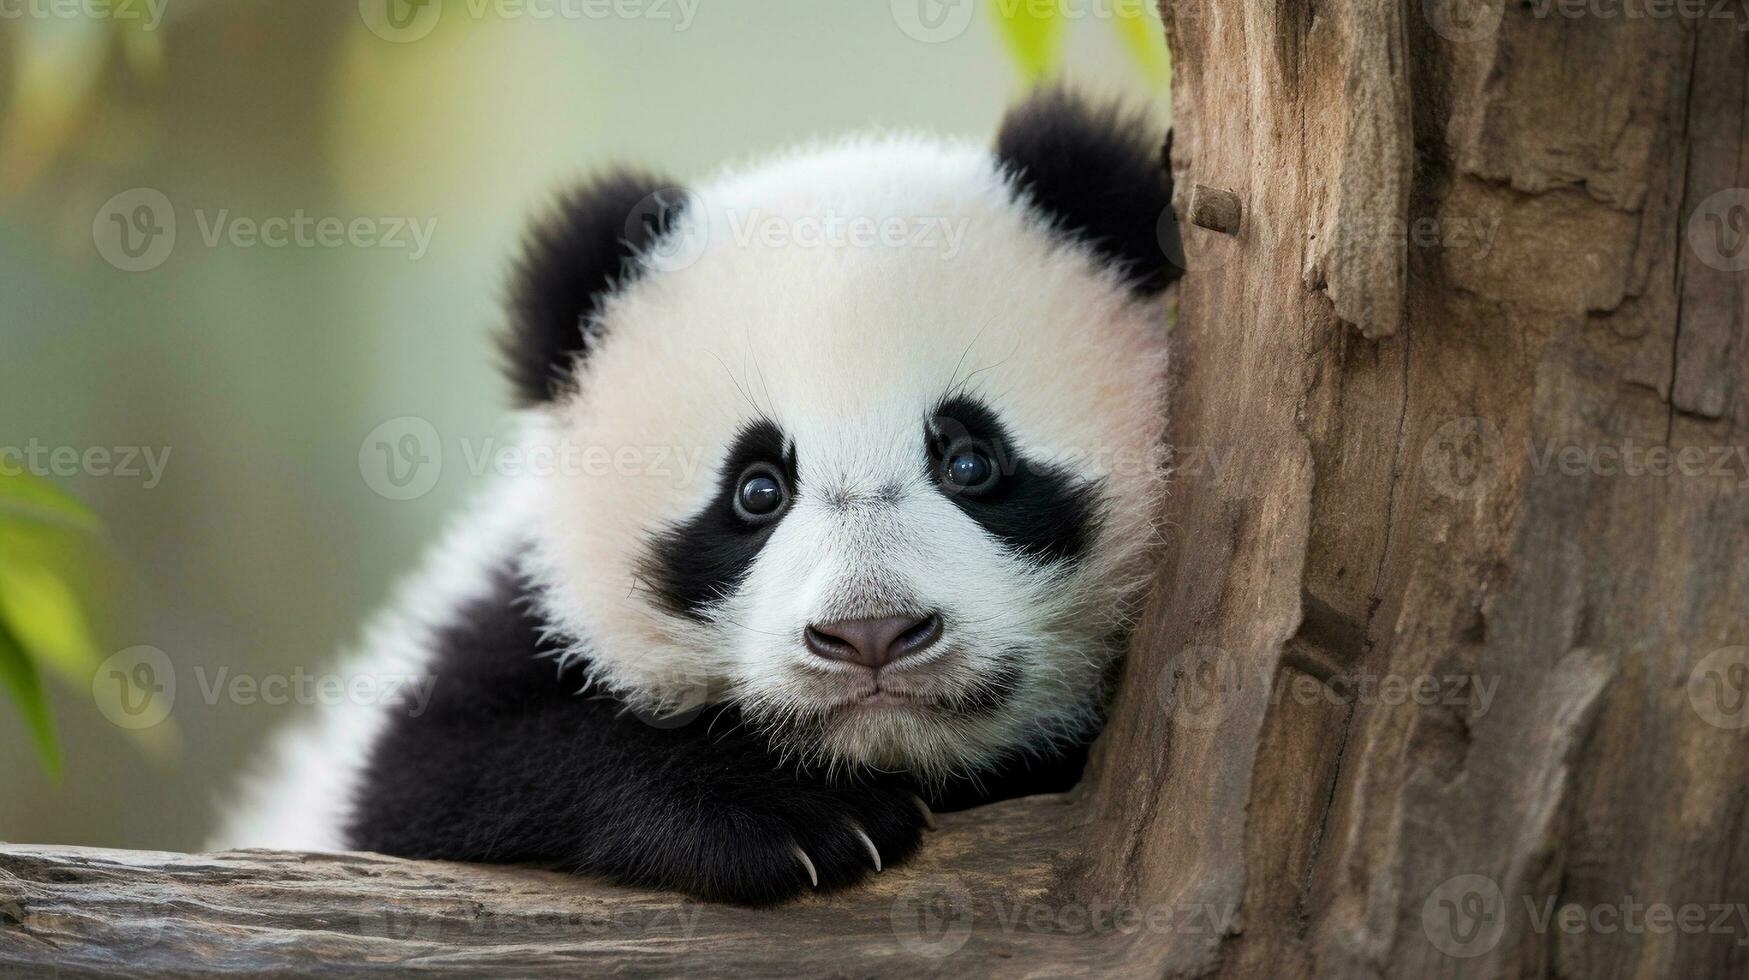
[
  {"x1": 851, "y1": 825, "x2": 882, "y2": 872},
  {"x1": 791, "y1": 844, "x2": 819, "y2": 888},
  {"x1": 911, "y1": 794, "x2": 937, "y2": 831}
]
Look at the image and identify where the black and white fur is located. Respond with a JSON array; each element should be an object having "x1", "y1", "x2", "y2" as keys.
[{"x1": 213, "y1": 88, "x2": 1182, "y2": 904}]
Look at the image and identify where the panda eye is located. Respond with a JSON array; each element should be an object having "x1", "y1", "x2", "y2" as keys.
[
  {"x1": 732, "y1": 464, "x2": 789, "y2": 524},
  {"x1": 941, "y1": 447, "x2": 998, "y2": 496}
]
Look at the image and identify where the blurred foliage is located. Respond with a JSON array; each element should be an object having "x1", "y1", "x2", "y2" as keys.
[
  {"x1": 0, "y1": 15, "x2": 165, "y2": 197},
  {"x1": 0, "y1": 472, "x2": 105, "y2": 778},
  {"x1": 1111, "y1": 4, "x2": 1169, "y2": 84},
  {"x1": 989, "y1": 1, "x2": 1169, "y2": 86},
  {"x1": 989, "y1": 2, "x2": 1065, "y2": 81}
]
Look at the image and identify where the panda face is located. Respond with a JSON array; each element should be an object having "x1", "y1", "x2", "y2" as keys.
[{"x1": 513, "y1": 93, "x2": 1178, "y2": 783}]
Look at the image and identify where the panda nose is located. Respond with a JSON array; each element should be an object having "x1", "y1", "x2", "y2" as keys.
[{"x1": 804, "y1": 613, "x2": 943, "y2": 669}]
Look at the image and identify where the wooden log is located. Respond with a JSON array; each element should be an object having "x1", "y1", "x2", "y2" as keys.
[{"x1": 2, "y1": 796, "x2": 1130, "y2": 977}]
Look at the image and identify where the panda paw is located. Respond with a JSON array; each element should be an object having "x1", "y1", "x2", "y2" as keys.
[{"x1": 650, "y1": 781, "x2": 934, "y2": 905}]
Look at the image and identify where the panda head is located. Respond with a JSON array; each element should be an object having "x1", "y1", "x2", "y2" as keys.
[{"x1": 510, "y1": 89, "x2": 1181, "y2": 784}]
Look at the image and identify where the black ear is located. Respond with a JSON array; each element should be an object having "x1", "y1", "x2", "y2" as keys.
[
  {"x1": 501, "y1": 171, "x2": 688, "y2": 406},
  {"x1": 994, "y1": 87, "x2": 1182, "y2": 295}
]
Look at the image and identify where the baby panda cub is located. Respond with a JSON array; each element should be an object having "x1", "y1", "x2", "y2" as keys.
[{"x1": 213, "y1": 88, "x2": 1182, "y2": 904}]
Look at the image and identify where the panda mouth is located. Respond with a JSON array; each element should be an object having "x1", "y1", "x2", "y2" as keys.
[
  {"x1": 804, "y1": 650, "x2": 989, "y2": 715},
  {"x1": 847, "y1": 689, "x2": 915, "y2": 709},
  {"x1": 818, "y1": 678, "x2": 929, "y2": 713},
  {"x1": 817, "y1": 654, "x2": 1023, "y2": 718},
  {"x1": 827, "y1": 677, "x2": 978, "y2": 714}
]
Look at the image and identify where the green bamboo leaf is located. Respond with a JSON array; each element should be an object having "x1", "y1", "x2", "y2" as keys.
[
  {"x1": 0, "y1": 618, "x2": 61, "y2": 780},
  {"x1": 1112, "y1": 2, "x2": 1169, "y2": 86},
  {"x1": 989, "y1": 0, "x2": 1064, "y2": 82},
  {"x1": 0, "y1": 561, "x2": 102, "y2": 685},
  {"x1": 0, "y1": 470, "x2": 100, "y2": 533}
]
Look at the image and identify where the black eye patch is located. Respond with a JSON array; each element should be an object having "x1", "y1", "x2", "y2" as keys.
[
  {"x1": 638, "y1": 419, "x2": 797, "y2": 621},
  {"x1": 926, "y1": 395, "x2": 1102, "y2": 567}
]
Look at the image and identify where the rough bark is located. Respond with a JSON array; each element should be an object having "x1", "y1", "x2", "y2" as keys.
[
  {"x1": 4, "y1": 5, "x2": 1747, "y2": 977},
  {"x1": 1081, "y1": 3, "x2": 1748, "y2": 977},
  {"x1": 1, "y1": 800, "x2": 1099, "y2": 977}
]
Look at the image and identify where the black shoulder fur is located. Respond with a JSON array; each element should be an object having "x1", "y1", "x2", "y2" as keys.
[{"x1": 345, "y1": 568, "x2": 1086, "y2": 904}]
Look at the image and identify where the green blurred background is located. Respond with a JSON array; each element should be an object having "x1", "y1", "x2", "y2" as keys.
[{"x1": 0, "y1": 0, "x2": 1168, "y2": 851}]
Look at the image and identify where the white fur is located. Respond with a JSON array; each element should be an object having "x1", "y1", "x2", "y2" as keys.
[
  {"x1": 524, "y1": 134, "x2": 1169, "y2": 783},
  {"x1": 216, "y1": 131, "x2": 1169, "y2": 847},
  {"x1": 207, "y1": 485, "x2": 531, "y2": 849}
]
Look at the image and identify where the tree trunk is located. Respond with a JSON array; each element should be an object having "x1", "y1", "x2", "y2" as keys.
[
  {"x1": 1085, "y1": 2, "x2": 1748, "y2": 976},
  {"x1": 4, "y1": 6, "x2": 1746, "y2": 977}
]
